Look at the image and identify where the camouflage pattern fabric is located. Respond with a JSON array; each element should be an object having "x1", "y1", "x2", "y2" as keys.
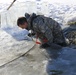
[
  {"x1": 25, "y1": 13, "x2": 66, "y2": 45},
  {"x1": 64, "y1": 17, "x2": 76, "y2": 45},
  {"x1": 64, "y1": 26, "x2": 76, "y2": 45}
]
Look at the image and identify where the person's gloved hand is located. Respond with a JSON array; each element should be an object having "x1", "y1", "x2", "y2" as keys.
[{"x1": 28, "y1": 33, "x2": 35, "y2": 37}]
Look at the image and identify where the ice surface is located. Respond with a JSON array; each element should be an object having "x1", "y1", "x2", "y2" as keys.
[
  {"x1": 0, "y1": 1, "x2": 76, "y2": 75},
  {"x1": 0, "y1": 27, "x2": 35, "y2": 66},
  {"x1": 47, "y1": 47, "x2": 76, "y2": 75},
  {"x1": 2, "y1": 26, "x2": 29, "y2": 40}
]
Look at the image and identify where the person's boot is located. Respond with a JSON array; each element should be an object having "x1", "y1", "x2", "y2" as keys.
[{"x1": 57, "y1": 42, "x2": 67, "y2": 47}]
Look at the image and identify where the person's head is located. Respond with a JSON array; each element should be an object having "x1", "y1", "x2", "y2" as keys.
[{"x1": 17, "y1": 17, "x2": 28, "y2": 29}]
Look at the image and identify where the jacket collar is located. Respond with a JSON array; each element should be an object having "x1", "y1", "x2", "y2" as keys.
[{"x1": 25, "y1": 13, "x2": 37, "y2": 30}]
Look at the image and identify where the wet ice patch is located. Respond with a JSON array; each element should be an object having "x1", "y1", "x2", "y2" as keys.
[{"x1": 47, "y1": 47, "x2": 76, "y2": 75}]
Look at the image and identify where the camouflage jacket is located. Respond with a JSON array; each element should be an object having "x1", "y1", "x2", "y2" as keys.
[{"x1": 25, "y1": 13, "x2": 66, "y2": 45}]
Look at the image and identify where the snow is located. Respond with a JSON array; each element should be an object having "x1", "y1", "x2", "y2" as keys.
[{"x1": 1, "y1": 1, "x2": 76, "y2": 26}]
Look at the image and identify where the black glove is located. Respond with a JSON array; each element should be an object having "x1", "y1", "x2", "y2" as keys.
[{"x1": 28, "y1": 33, "x2": 35, "y2": 37}]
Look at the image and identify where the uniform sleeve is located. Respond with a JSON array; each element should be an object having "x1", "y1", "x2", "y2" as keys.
[{"x1": 33, "y1": 17, "x2": 53, "y2": 44}]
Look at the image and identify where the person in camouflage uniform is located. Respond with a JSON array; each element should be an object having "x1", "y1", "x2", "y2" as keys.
[
  {"x1": 17, "y1": 13, "x2": 66, "y2": 48},
  {"x1": 63, "y1": 17, "x2": 76, "y2": 45}
]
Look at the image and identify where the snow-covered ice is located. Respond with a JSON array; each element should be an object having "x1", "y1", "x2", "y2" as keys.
[{"x1": 2, "y1": 26, "x2": 29, "y2": 40}]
